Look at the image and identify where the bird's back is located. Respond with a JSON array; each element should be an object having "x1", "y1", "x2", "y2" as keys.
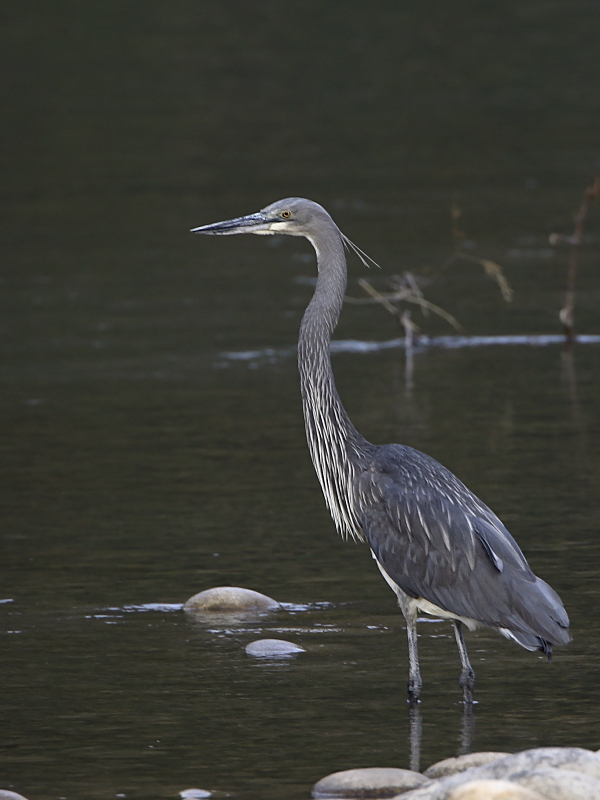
[{"x1": 356, "y1": 443, "x2": 570, "y2": 647}]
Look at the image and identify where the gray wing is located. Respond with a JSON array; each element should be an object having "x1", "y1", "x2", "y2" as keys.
[{"x1": 358, "y1": 444, "x2": 570, "y2": 646}]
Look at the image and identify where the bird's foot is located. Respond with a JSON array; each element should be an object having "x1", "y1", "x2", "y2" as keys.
[
  {"x1": 407, "y1": 678, "x2": 422, "y2": 705},
  {"x1": 461, "y1": 690, "x2": 475, "y2": 706}
]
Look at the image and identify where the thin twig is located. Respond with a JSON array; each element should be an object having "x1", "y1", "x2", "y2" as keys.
[
  {"x1": 389, "y1": 273, "x2": 429, "y2": 316},
  {"x1": 353, "y1": 278, "x2": 399, "y2": 315},
  {"x1": 348, "y1": 279, "x2": 464, "y2": 332}
]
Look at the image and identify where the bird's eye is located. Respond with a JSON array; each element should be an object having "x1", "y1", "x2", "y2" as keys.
[{"x1": 281, "y1": 210, "x2": 291, "y2": 219}]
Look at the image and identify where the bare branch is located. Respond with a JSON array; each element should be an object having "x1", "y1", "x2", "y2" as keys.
[{"x1": 347, "y1": 279, "x2": 464, "y2": 332}]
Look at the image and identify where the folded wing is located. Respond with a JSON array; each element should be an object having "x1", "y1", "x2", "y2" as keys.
[{"x1": 358, "y1": 444, "x2": 570, "y2": 647}]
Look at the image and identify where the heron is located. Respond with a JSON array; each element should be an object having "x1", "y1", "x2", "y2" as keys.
[{"x1": 191, "y1": 197, "x2": 570, "y2": 703}]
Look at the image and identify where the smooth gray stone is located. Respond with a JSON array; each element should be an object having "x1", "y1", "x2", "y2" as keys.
[
  {"x1": 183, "y1": 586, "x2": 281, "y2": 614},
  {"x1": 313, "y1": 767, "x2": 430, "y2": 798},
  {"x1": 245, "y1": 638, "x2": 305, "y2": 658},
  {"x1": 0, "y1": 792, "x2": 31, "y2": 800},
  {"x1": 401, "y1": 748, "x2": 600, "y2": 800},
  {"x1": 510, "y1": 768, "x2": 600, "y2": 800},
  {"x1": 425, "y1": 753, "x2": 510, "y2": 779},
  {"x1": 180, "y1": 790, "x2": 212, "y2": 799},
  {"x1": 446, "y1": 779, "x2": 545, "y2": 799}
]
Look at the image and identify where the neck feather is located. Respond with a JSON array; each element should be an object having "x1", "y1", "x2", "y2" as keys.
[{"x1": 298, "y1": 227, "x2": 373, "y2": 540}]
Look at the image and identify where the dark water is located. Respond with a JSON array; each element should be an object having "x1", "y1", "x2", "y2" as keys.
[{"x1": 1, "y1": 2, "x2": 600, "y2": 798}]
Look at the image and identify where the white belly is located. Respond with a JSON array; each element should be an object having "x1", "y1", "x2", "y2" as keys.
[{"x1": 372, "y1": 551, "x2": 481, "y2": 631}]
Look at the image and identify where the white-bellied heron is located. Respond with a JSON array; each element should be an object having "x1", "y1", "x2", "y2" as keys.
[{"x1": 191, "y1": 198, "x2": 570, "y2": 703}]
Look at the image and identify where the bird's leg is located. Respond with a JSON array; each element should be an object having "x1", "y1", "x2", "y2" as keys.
[
  {"x1": 406, "y1": 615, "x2": 422, "y2": 703},
  {"x1": 452, "y1": 620, "x2": 475, "y2": 704}
]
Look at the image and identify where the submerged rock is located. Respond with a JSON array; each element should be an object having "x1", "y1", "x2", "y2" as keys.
[
  {"x1": 245, "y1": 638, "x2": 305, "y2": 658},
  {"x1": 447, "y1": 779, "x2": 545, "y2": 800},
  {"x1": 180, "y1": 790, "x2": 212, "y2": 799},
  {"x1": 183, "y1": 586, "x2": 281, "y2": 614},
  {"x1": 312, "y1": 767, "x2": 429, "y2": 798},
  {"x1": 425, "y1": 753, "x2": 510, "y2": 779}
]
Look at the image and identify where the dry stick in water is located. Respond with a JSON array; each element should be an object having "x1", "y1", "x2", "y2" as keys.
[
  {"x1": 390, "y1": 272, "x2": 429, "y2": 317},
  {"x1": 350, "y1": 278, "x2": 464, "y2": 332},
  {"x1": 345, "y1": 196, "x2": 508, "y2": 349},
  {"x1": 344, "y1": 197, "x2": 510, "y2": 372},
  {"x1": 549, "y1": 176, "x2": 600, "y2": 343},
  {"x1": 347, "y1": 278, "x2": 461, "y2": 385}
]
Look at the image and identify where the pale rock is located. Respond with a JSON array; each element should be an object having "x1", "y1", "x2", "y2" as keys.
[
  {"x1": 481, "y1": 749, "x2": 600, "y2": 783},
  {"x1": 0, "y1": 792, "x2": 31, "y2": 800},
  {"x1": 425, "y1": 752, "x2": 510, "y2": 779},
  {"x1": 245, "y1": 639, "x2": 305, "y2": 657},
  {"x1": 447, "y1": 779, "x2": 545, "y2": 800},
  {"x1": 183, "y1": 586, "x2": 281, "y2": 614},
  {"x1": 509, "y1": 767, "x2": 600, "y2": 800},
  {"x1": 401, "y1": 748, "x2": 600, "y2": 800},
  {"x1": 312, "y1": 767, "x2": 430, "y2": 798}
]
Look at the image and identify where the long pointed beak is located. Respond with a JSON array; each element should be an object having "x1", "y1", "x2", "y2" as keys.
[{"x1": 190, "y1": 212, "x2": 271, "y2": 236}]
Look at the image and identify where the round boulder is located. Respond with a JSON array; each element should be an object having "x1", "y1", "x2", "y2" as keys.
[
  {"x1": 245, "y1": 639, "x2": 305, "y2": 658},
  {"x1": 447, "y1": 779, "x2": 545, "y2": 800},
  {"x1": 425, "y1": 753, "x2": 510, "y2": 780},
  {"x1": 183, "y1": 587, "x2": 281, "y2": 614},
  {"x1": 312, "y1": 767, "x2": 429, "y2": 798}
]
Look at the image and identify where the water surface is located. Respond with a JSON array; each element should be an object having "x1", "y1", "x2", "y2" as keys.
[{"x1": 1, "y1": 2, "x2": 599, "y2": 798}]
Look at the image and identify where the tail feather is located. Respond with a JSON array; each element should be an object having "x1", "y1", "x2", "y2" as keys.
[
  {"x1": 496, "y1": 575, "x2": 570, "y2": 651},
  {"x1": 498, "y1": 628, "x2": 555, "y2": 661}
]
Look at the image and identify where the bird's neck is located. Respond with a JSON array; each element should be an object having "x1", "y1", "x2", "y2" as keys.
[{"x1": 298, "y1": 229, "x2": 373, "y2": 540}]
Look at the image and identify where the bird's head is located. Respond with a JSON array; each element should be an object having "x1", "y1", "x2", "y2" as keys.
[{"x1": 191, "y1": 197, "x2": 333, "y2": 239}]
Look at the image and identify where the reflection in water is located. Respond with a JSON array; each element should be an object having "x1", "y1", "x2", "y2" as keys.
[
  {"x1": 459, "y1": 704, "x2": 476, "y2": 757},
  {"x1": 400, "y1": 311, "x2": 416, "y2": 395},
  {"x1": 408, "y1": 701, "x2": 474, "y2": 772},
  {"x1": 561, "y1": 345, "x2": 587, "y2": 461},
  {"x1": 408, "y1": 703, "x2": 422, "y2": 773}
]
